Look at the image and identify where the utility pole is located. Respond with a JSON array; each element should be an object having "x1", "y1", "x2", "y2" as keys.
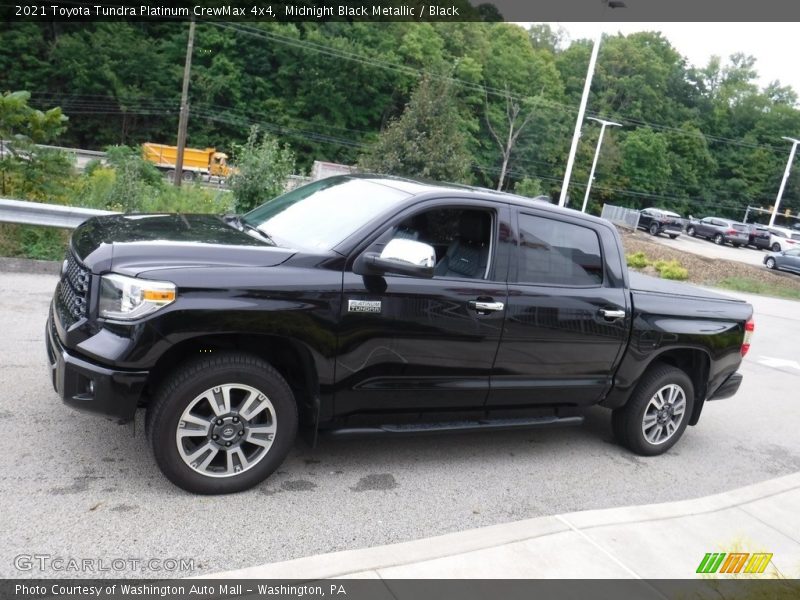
[
  {"x1": 769, "y1": 136, "x2": 800, "y2": 227},
  {"x1": 174, "y1": 18, "x2": 196, "y2": 187},
  {"x1": 581, "y1": 117, "x2": 621, "y2": 213}
]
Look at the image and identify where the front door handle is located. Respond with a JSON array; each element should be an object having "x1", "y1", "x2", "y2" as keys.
[
  {"x1": 599, "y1": 308, "x2": 626, "y2": 320},
  {"x1": 469, "y1": 300, "x2": 505, "y2": 313}
]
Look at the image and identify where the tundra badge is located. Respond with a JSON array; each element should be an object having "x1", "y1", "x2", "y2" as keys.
[{"x1": 348, "y1": 300, "x2": 381, "y2": 314}]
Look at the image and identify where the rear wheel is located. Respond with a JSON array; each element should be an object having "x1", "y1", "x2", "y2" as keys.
[
  {"x1": 687, "y1": 226, "x2": 696, "y2": 237},
  {"x1": 649, "y1": 223, "x2": 659, "y2": 236},
  {"x1": 147, "y1": 352, "x2": 298, "y2": 494},
  {"x1": 772, "y1": 242, "x2": 781, "y2": 252},
  {"x1": 612, "y1": 364, "x2": 694, "y2": 456},
  {"x1": 714, "y1": 233, "x2": 724, "y2": 245},
  {"x1": 766, "y1": 257, "x2": 776, "y2": 269},
  {"x1": 733, "y1": 243, "x2": 741, "y2": 248},
  {"x1": 668, "y1": 234, "x2": 678, "y2": 239}
]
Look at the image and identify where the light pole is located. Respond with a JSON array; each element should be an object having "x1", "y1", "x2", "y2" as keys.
[
  {"x1": 769, "y1": 136, "x2": 800, "y2": 227},
  {"x1": 558, "y1": 28, "x2": 601, "y2": 208},
  {"x1": 558, "y1": 0, "x2": 626, "y2": 208},
  {"x1": 581, "y1": 117, "x2": 621, "y2": 213}
]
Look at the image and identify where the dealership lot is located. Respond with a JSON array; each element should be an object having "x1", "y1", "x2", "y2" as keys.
[
  {"x1": 1, "y1": 270, "x2": 799, "y2": 578},
  {"x1": 646, "y1": 231, "x2": 769, "y2": 267}
]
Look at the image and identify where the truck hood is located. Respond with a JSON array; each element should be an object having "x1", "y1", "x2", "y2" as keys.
[{"x1": 72, "y1": 214, "x2": 296, "y2": 276}]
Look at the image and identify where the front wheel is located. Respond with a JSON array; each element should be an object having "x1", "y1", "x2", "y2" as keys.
[
  {"x1": 147, "y1": 352, "x2": 298, "y2": 494},
  {"x1": 612, "y1": 364, "x2": 694, "y2": 456},
  {"x1": 687, "y1": 226, "x2": 696, "y2": 237},
  {"x1": 649, "y1": 223, "x2": 659, "y2": 236},
  {"x1": 766, "y1": 257, "x2": 776, "y2": 269},
  {"x1": 668, "y1": 234, "x2": 678, "y2": 239}
]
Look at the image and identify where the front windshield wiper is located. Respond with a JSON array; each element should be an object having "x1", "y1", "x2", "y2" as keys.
[{"x1": 222, "y1": 214, "x2": 276, "y2": 245}]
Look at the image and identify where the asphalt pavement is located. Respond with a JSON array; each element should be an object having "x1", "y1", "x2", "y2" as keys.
[
  {"x1": 646, "y1": 231, "x2": 768, "y2": 267},
  {"x1": 1, "y1": 269, "x2": 799, "y2": 579}
]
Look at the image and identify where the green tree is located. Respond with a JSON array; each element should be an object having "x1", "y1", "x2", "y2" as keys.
[
  {"x1": 358, "y1": 74, "x2": 473, "y2": 182},
  {"x1": 228, "y1": 126, "x2": 296, "y2": 213},
  {"x1": 618, "y1": 129, "x2": 672, "y2": 195},
  {"x1": 0, "y1": 90, "x2": 70, "y2": 198}
]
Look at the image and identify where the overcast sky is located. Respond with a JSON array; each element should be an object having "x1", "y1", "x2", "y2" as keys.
[{"x1": 536, "y1": 22, "x2": 800, "y2": 98}]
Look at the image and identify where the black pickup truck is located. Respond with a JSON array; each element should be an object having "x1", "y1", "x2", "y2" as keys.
[{"x1": 46, "y1": 175, "x2": 754, "y2": 494}]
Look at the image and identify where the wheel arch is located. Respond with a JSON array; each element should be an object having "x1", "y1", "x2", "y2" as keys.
[
  {"x1": 145, "y1": 333, "x2": 320, "y2": 427},
  {"x1": 605, "y1": 346, "x2": 710, "y2": 426},
  {"x1": 651, "y1": 349, "x2": 710, "y2": 426}
]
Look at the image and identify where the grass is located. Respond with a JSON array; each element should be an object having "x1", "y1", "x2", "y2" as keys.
[{"x1": 715, "y1": 276, "x2": 800, "y2": 301}]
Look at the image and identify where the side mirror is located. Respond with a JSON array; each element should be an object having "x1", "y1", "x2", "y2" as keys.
[{"x1": 355, "y1": 238, "x2": 436, "y2": 278}]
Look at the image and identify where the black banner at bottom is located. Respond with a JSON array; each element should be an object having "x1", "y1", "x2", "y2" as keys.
[{"x1": 2, "y1": 579, "x2": 800, "y2": 600}]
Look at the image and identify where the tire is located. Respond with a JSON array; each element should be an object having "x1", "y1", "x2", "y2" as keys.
[
  {"x1": 668, "y1": 234, "x2": 678, "y2": 239},
  {"x1": 714, "y1": 233, "x2": 724, "y2": 245},
  {"x1": 687, "y1": 226, "x2": 696, "y2": 237},
  {"x1": 772, "y1": 243, "x2": 781, "y2": 252},
  {"x1": 181, "y1": 170, "x2": 195, "y2": 182},
  {"x1": 147, "y1": 352, "x2": 298, "y2": 494},
  {"x1": 649, "y1": 223, "x2": 659, "y2": 236},
  {"x1": 766, "y1": 257, "x2": 776, "y2": 270},
  {"x1": 611, "y1": 364, "x2": 694, "y2": 456},
  {"x1": 165, "y1": 169, "x2": 176, "y2": 181},
  {"x1": 733, "y1": 244, "x2": 741, "y2": 248}
]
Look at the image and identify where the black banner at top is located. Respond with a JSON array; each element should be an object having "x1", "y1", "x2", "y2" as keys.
[{"x1": 3, "y1": 0, "x2": 800, "y2": 22}]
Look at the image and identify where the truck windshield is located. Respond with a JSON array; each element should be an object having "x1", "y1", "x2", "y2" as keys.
[{"x1": 241, "y1": 177, "x2": 409, "y2": 251}]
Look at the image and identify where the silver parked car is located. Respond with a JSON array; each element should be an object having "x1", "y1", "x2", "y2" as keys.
[
  {"x1": 764, "y1": 248, "x2": 800, "y2": 275},
  {"x1": 686, "y1": 217, "x2": 750, "y2": 247}
]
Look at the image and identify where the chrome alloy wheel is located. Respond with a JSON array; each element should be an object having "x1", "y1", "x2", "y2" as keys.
[
  {"x1": 641, "y1": 383, "x2": 687, "y2": 445},
  {"x1": 175, "y1": 383, "x2": 277, "y2": 477}
]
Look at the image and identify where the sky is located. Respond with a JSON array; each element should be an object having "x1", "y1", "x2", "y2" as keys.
[{"x1": 538, "y1": 22, "x2": 800, "y2": 97}]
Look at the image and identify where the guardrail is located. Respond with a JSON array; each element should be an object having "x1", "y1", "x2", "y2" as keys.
[
  {"x1": 601, "y1": 204, "x2": 641, "y2": 230},
  {"x1": 0, "y1": 198, "x2": 118, "y2": 229}
]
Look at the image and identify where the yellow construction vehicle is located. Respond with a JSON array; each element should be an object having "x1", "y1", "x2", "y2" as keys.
[{"x1": 142, "y1": 143, "x2": 235, "y2": 181}]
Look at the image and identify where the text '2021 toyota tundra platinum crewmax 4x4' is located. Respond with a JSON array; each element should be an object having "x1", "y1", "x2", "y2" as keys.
[{"x1": 46, "y1": 176, "x2": 754, "y2": 494}]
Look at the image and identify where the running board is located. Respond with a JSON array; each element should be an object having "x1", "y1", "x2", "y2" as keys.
[{"x1": 321, "y1": 415, "x2": 584, "y2": 439}]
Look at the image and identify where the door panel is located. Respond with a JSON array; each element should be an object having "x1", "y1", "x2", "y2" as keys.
[
  {"x1": 334, "y1": 201, "x2": 512, "y2": 416},
  {"x1": 488, "y1": 211, "x2": 629, "y2": 407}
]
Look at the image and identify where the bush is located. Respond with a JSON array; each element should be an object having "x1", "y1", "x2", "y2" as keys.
[
  {"x1": 228, "y1": 126, "x2": 295, "y2": 213},
  {"x1": 514, "y1": 177, "x2": 543, "y2": 198},
  {"x1": 626, "y1": 252, "x2": 650, "y2": 269},
  {"x1": 654, "y1": 259, "x2": 689, "y2": 280}
]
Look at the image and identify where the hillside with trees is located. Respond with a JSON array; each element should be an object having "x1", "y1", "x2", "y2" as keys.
[{"x1": 2, "y1": 20, "x2": 800, "y2": 222}]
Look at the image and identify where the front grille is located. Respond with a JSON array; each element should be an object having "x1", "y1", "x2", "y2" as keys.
[{"x1": 58, "y1": 249, "x2": 90, "y2": 322}]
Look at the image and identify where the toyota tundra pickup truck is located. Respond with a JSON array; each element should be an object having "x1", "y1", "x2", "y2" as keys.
[{"x1": 46, "y1": 175, "x2": 754, "y2": 494}]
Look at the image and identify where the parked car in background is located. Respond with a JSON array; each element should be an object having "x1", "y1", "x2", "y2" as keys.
[
  {"x1": 637, "y1": 208, "x2": 682, "y2": 238},
  {"x1": 686, "y1": 217, "x2": 750, "y2": 247},
  {"x1": 746, "y1": 224, "x2": 771, "y2": 250},
  {"x1": 764, "y1": 248, "x2": 800, "y2": 275},
  {"x1": 766, "y1": 226, "x2": 800, "y2": 253}
]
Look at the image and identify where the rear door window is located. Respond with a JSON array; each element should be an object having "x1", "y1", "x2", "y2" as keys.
[{"x1": 515, "y1": 214, "x2": 603, "y2": 287}]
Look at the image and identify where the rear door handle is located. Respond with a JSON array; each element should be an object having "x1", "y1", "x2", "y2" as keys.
[
  {"x1": 468, "y1": 300, "x2": 505, "y2": 312},
  {"x1": 599, "y1": 308, "x2": 626, "y2": 320}
]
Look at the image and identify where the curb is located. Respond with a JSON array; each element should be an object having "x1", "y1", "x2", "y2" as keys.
[{"x1": 200, "y1": 471, "x2": 800, "y2": 580}]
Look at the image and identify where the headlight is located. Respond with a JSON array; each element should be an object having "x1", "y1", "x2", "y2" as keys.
[{"x1": 99, "y1": 273, "x2": 176, "y2": 320}]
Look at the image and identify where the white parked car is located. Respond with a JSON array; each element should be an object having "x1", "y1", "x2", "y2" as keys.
[{"x1": 767, "y1": 226, "x2": 800, "y2": 252}]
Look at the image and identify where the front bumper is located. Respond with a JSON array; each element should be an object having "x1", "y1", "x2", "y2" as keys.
[
  {"x1": 708, "y1": 372, "x2": 743, "y2": 401},
  {"x1": 46, "y1": 311, "x2": 148, "y2": 421}
]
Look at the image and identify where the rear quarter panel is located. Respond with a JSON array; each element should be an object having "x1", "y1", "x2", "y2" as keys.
[{"x1": 601, "y1": 286, "x2": 753, "y2": 410}]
